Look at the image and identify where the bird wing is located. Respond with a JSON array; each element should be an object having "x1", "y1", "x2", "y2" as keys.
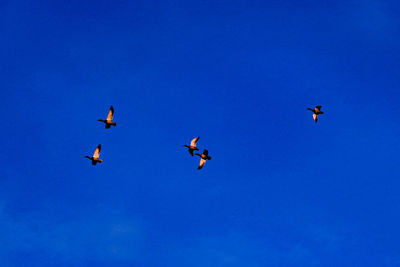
[
  {"x1": 203, "y1": 149, "x2": 209, "y2": 157},
  {"x1": 189, "y1": 149, "x2": 194, "y2": 156},
  {"x1": 93, "y1": 144, "x2": 101, "y2": 158},
  {"x1": 107, "y1": 106, "x2": 114, "y2": 121},
  {"x1": 198, "y1": 158, "x2": 206, "y2": 169},
  {"x1": 190, "y1": 137, "x2": 199, "y2": 147},
  {"x1": 315, "y1": 106, "x2": 322, "y2": 112},
  {"x1": 313, "y1": 113, "x2": 318, "y2": 122}
]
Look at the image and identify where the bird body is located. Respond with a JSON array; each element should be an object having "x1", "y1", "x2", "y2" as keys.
[
  {"x1": 184, "y1": 137, "x2": 200, "y2": 156},
  {"x1": 195, "y1": 149, "x2": 211, "y2": 170},
  {"x1": 85, "y1": 144, "x2": 103, "y2": 165},
  {"x1": 308, "y1": 105, "x2": 324, "y2": 123},
  {"x1": 98, "y1": 106, "x2": 117, "y2": 129}
]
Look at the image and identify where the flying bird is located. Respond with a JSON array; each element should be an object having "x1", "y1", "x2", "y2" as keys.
[
  {"x1": 195, "y1": 149, "x2": 212, "y2": 170},
  {"x1": 307, "y1": 105, "x2": 324, "y2": 123},
  {"x1": 98, "y1": 106, "x2": 117, "y2": 129},
  {"x1": 184, "y1": 137, "x2": 200, "y2": 156},
  {"x1": 85, "y1": 144, "x2": 103, "y2": 165}
]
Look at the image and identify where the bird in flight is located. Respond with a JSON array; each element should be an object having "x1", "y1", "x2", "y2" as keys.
[
  {"x1": 195, "y1": 149, "x2": 212, "y2": 170},
  {"x1": 307, "y1": 105, "x2": 324, "y2": 123},
  {"x1": 184, "y1": 137, "x2": 200, "y2": 156},
  {"x1": 85, "y1": 144, "x2": 103, "y2": 165},
  {"x1": 98, "y1": 106, "x2": 117, "y2": 129}
]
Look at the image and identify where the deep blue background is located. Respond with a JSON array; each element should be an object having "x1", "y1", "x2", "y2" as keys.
[{"x1": 1, "y1": 0, "x2": 400, "y2": 266}]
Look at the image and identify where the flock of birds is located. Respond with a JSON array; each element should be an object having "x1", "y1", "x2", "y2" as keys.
[
  {"x1": 84, "y1": 106, "x2": 117, "y2": 166},
  {"x1": 85, "y1": 105, "x2": 324, "y2": 170},
  {"x1": 183, "y1": 137, "x2": 212, "y2": 169}
]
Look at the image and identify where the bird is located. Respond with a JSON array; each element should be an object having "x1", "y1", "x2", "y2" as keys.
[
  {"x1": 195, "y1": 149, "x2": 212, "y2": 170},
  {"x1": 85, "y1": 144, "x2": 103, "y2": 165},
  {"x1": 98, "y1": 106, "x2": 117, "y2": 129},
  {"x1": 307, "y1": 105, "x2": 324, "y2": 123},
  {"x1": 184, "y1": 137, "x2": 200, "y2": 156}
]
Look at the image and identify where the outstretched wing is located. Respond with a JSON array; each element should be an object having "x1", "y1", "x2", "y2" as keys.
[
  {"x1": 107, "y1": 106, "x2": 114, "y2": 121},
  {"x1": 190, "y1": 137, "x2": 199, "y2": 147},
  {"x1": 203, "y1": 149, "x2": 209, "y2": 157},
  {"x1": 313, "y1": 113, "x2": 318, "y2": 123},
  {"x1": 93, "y1": 144, "x2": 101, "y2": 158},
  {"x1": 198, "y1": 158, "x2": 206, "y2": 169}
]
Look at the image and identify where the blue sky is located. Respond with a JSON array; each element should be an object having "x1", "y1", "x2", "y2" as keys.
[{"x1": 1, "y1": 0, "x2": 400, "y2": 266}]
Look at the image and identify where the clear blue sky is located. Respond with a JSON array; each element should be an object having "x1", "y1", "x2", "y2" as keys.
[{"x1": 1, "y1": 0, "x2": 400, "y2": 266}]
